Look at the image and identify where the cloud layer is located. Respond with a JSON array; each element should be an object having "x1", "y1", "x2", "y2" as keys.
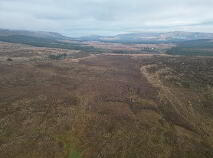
[{"x1": 0, "y1": 0, "x2": 213, "y2": 36}]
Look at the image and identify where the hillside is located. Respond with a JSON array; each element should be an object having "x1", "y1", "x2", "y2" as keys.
[
  {"x1": 78, "y1": 31, "x2": 213, "y2": 43},
  {"x1": 167, "y1": 39, "x2": 213, "y2": 56},
  {"x1": 0, "y1": 34, "x2": 103, "y2": 53},
  {"x1": 0, "y1": 29, "x2": 69, "y2": 40}
]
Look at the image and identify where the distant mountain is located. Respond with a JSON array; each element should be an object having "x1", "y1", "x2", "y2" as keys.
[
  {"x1": 77, "y1": 35, "x2": 104, "y2": 41},
  {"x1": 0, "y1": 29, "x2": 102, "y2": 52},
  {"x1": 78, "y1": 31, "x2": 213, "y2": 43},
  {"x1": 2, "y1": 29, "x2": 213, "y2": 44},
  {"x1": 0, "y1": 28, "x2": 70, "y2": 40},
  {"x1": 1, "y1": 28, "x2": 213, "y2": 47}
]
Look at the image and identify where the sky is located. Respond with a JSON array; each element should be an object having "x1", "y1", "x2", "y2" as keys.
[{"x1": 0, "y1": 0, "x2": 213, "y2": 37}]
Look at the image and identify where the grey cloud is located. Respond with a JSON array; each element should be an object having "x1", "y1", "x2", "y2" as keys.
[{"x1": 0, "y1": 0, "x2": 213, "y2": 36}]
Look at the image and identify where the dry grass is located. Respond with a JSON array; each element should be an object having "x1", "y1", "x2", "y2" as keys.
[{"x1": 0, "y1": 43, "x2": 213, "y2": 158}]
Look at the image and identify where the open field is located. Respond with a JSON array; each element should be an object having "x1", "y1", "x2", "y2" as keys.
[
  {"x1": 84, "y1": 41, "x2": 174, "y2": 54},
  {"x1": 0, "y1": 42, "x2": 213, "y2": 158}
]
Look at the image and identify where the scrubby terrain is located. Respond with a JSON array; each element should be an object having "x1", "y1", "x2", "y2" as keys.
[
  {"x1": 0, "y1": 42, "x2": 213, "y2": 158},
  {"x1": 167, "y1": 39, "x2": 213, "y2": 56}
]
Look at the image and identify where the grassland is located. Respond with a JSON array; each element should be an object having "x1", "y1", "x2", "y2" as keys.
[{"x1": 0, "y1": 42, "x2": 213, "y2": 158}]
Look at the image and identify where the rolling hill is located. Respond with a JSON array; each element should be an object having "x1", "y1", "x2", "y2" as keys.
[
  {"x1": 0, "y1": 28, "x2": 69, "y2": 40},
  {"x1": 78, "y1": 31, "x2": 213, "y2": 43},
  {"x1": 0, "y1": 29, "x2": 103, "y2": 53}
]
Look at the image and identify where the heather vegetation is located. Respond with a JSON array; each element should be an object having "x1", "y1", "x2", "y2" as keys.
[
  {"x1": 167, "y1": 39, "x2": 213, "y2": 56},
  {"x1": 0, "y1": 42, "x2": 213, "y2": 157}
]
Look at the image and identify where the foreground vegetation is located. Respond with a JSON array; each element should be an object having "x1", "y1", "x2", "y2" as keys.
[{"x1": 0, "y1": 42, "x2": 213, "y2": 158}]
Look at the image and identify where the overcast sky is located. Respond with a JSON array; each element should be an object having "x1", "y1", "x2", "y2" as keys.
[{"x1": 0, "y1": 0, "x2": 213, "y2": 37}]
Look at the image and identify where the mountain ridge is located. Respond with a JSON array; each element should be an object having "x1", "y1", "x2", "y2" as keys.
[
  {"x1": 2, "y1": 29, "x2": 213, "y2": 43},
  {"x1": 0, "y1": 28, "x2": 70, "y2": 40},
  {"x1": 1, "y1": 28, "x2": 213, "y2": 43},
  {"x1": 78, "y1": 31, "x2": 213, "y2": 43}
]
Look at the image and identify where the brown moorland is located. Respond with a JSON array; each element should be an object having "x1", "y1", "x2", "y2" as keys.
[{"x1": 0, "y1": 42, "x2": 213, "y2": 158}]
